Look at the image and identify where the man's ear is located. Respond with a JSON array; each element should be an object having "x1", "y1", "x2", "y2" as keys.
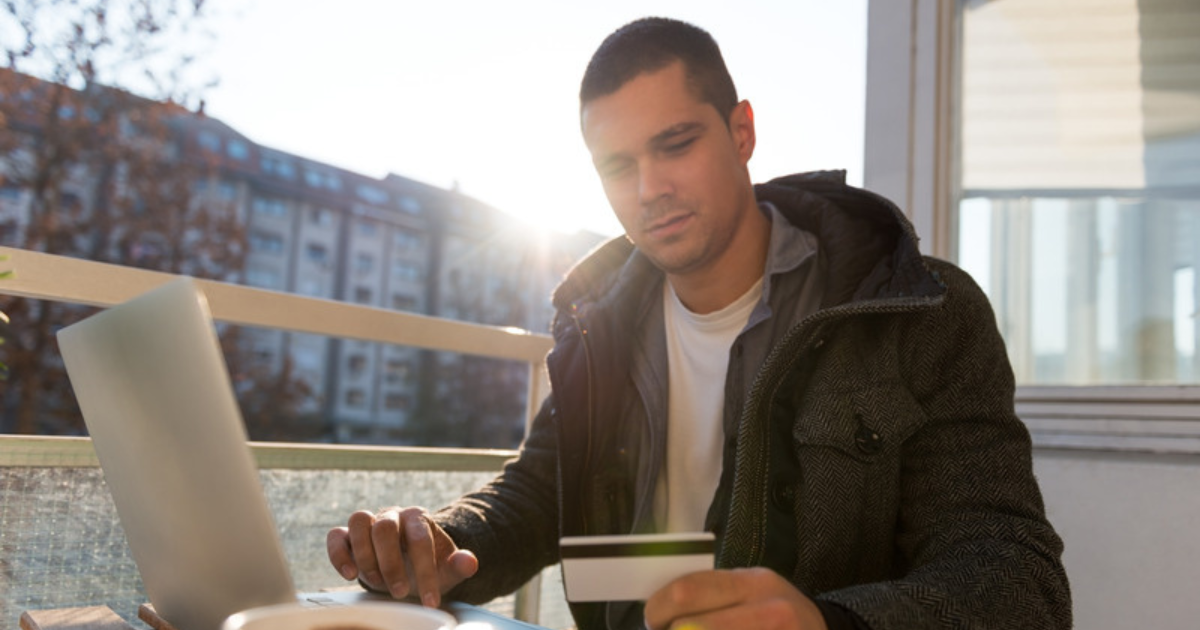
[{"x1": 729, "y1": 100, "x2": 756, "y2": 164}]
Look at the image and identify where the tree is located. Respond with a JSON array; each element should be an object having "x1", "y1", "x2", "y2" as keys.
[{"x1": 0, "y1": 0, "x2": 313, "y2": 435}]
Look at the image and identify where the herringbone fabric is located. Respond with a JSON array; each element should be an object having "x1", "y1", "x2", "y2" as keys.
[{"x1": 435, "y1": 171, "x2": 1072, "y2": 630}]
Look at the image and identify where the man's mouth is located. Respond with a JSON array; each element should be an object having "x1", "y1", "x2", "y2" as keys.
[{"x1": 645, "y1": 212, "x2": 693, "y2": 238}]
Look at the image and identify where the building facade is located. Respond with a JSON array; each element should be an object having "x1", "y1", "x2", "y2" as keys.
[{"x1": 0, "y1": 74, "x2": 606, "y2": 445}]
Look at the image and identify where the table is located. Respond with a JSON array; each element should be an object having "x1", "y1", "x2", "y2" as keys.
[{"x1": 20, "y1": 600, "x2": 552, "y2": 630}]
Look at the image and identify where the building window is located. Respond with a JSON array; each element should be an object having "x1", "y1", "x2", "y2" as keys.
[
  {"x1": 348, "y1": 354, "x2": 367, "y2": 376},
  {"x1": 252, "y1": 197, "x2": 288, "y2": 218},
  {"x1": 345, "y1": 389, "x2": 366, "y2": 408},
  {"x1": 353, "y1": 287, "x2": 373, "y2": 304},
  {"x1": 310, "y1": 208, "x2": 334, "y2": 226},
  {"x1": 958, "y1": 0, "x2": 1200, "y2": 385},
  {"x1": 356, "y1": 219, "x2": 378, "y2": 238},
  {"x1": 249, "y1": 231, "x2": 284, "y2": 255},
  {"x1": 357, "y1": 184, "x2": 389, "y2": 205},
  {"x1": 217, "y1": 181, "x2": 237, "y2": 201},
  {"x1": 392, "y1": 260, "x2": 422, "y2": 283},
  {"x1": 384, "y1": 393, "x2": 411, "y2": 411},
  {"x1": 393, "y1": 228, "x2": 421, "y2": 251},
  {"x1": 298, "y1": 278, "x2": 323, "y2": 296},
  {"x1": 354, "y1": 253, "x2": 375, "y2": 275},
  {"x1": 305, "y1": 243, "x2": 329, "y2": 266},
  {"x1": 305, "y1": 169, "x2": 342, "y2": 191},
  {"x1": 391, "y1": 293, "x2": 418, "y2": 311},
  {"x1": 197, "y1": 130, "x2": 220, "y2": 153},
  {"x1": 262, "y1": 155, "x2": 296, "y2": 180},
  {"x1": 246, "y1": 268, "x2": 281, "y2": 289},
  {"x1": 227, "y1": 139, "x2": 249, "y2": 161},
  {"x1": 398, "y1": 196, "x2": 422, "y2": 215},
  {"x1": 385, "y1": 359, "x2": 412, "y2": 384}
]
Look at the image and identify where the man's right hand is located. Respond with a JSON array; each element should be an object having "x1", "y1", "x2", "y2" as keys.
[{"x1": 326, "y1": 506, "x2": 479, "y2": 608}]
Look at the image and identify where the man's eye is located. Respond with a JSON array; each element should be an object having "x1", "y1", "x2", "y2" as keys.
[
  {"x1": 600, "y1": 162, "x2": 633, "y2": 180},
  {"x1": 664, "y1": 137, "x2": 697, "y2": 154}
]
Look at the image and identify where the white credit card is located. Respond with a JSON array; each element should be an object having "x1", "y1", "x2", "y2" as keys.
[{"x1": 559, "y1": 532, "x2": 716, "y2": 602}]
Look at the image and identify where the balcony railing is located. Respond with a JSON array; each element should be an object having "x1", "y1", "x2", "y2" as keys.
[{"x1": 0, "y1": 246, "x2": 569, "y2": 628}]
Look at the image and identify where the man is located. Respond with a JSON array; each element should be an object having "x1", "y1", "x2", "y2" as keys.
[{"x1": 327, "y1": 17, "x2": 1072, "y2": 630}]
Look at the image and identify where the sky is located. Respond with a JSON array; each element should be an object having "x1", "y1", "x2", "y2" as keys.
[{"x1": 193, "y1": 0, "x2": 867, "y2": 236}]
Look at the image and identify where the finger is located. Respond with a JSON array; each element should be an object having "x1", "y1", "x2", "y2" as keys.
[
  {"x1": 325, "y1": 527, "x2": 357, "y2": 580},
  {"x1": 347, "y1": 510, "x2": 384, "y2": 590},
  {"x1": 399, "y1": 508, "x2": 442, "y2": 608},
  {"x1": 371, "y1": 510, "x2": 410, "y2": 598},
  {"x1": 662, "y1": 597, "x2": 781, "y2": 630},
  {"x1": 645, "y1": 569, "x2": 763, "y2": 630},
  {"x1": 445, "y1": 548, "x2": 480, "y2": 584}
]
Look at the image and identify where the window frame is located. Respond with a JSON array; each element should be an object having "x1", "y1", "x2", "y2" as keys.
[{"x1": 862, "y1": 0, "x2": 1200, "y2": 453}]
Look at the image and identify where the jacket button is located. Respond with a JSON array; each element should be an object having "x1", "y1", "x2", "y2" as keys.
[
  {"x1": 771, "y1": 480, "x2": 794, "y2": 511},
  {"x1": 855, "y1": 425, "x2": 882, "y2": 454}
]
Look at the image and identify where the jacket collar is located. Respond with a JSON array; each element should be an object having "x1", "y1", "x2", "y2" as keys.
[{"x1": 551, "y1": 169, "x2": 943, "y2": 318}]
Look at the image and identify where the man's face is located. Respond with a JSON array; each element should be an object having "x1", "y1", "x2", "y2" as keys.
[{"x1": 581, "y1": 61, "x2": 757, "y2": 279}]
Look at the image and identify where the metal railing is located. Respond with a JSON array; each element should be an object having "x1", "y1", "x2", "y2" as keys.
[{"x1": 0, "y1": 245, "x2": 559, "y2": 625}]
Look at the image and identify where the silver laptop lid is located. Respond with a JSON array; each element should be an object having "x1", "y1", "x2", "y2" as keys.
[{"x1": 57, "y1": 277, "x2": 295, "y2": 630}]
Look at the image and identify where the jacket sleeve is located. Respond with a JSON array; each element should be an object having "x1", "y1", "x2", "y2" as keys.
[
  {"x1": 817, "y1": 260, "x2": 1072, "y2": 630},
  {"x1": 432, "y1": 395, "x2": 561, "y2": 604}
]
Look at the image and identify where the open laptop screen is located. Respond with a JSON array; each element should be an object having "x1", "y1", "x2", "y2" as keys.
[{"x1": 58, "y1": 278, "x2": 296, "y2": 630}]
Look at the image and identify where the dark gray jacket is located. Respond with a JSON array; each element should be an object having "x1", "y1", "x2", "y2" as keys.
[{"x1": 436, "y1": 171, "x2": 1072, "y2": 630}]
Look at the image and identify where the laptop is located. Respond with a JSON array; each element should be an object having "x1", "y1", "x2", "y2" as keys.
[
  {"x1": 57, "y1": 277, "x2": 536, "y2": 630},
  {"x1": 57, "y1": 277, "x2": 316, "y2": 630}
]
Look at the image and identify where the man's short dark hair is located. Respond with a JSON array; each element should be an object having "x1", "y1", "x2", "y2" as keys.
[{"x1": 580, "y1": 17, "x2": 739, "y2": 123}]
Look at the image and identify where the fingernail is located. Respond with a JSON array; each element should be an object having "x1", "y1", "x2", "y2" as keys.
[
  {"x1": 422, "y1": 591, "x2": 438, "y2": 608},
  {"x1": 339, "y1": 564, "x2": 356, "y2": 580},
  {"x1": 366, "y1": 570, "x2": 382, "y2": 586},
  {"x1": 390, "y1": 580, "x2": 407, "y2": 597}
]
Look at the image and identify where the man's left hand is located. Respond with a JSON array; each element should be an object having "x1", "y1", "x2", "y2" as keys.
[{"x1": 643, "y1": 567, "x2": 828, "y2": 630}]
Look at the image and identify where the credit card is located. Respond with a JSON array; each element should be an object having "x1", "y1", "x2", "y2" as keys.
[{"x1": 559, "y1": 532, "x2": 716, "y2": 602}]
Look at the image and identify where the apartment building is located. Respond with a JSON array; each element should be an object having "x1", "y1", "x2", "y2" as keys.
[{"x1": 0, "y1": 78, "x2": 605, "y2": 444}]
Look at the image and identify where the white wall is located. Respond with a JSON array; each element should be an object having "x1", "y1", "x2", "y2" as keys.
[{"x1": 1034, "y1": 449, "x2": 1200, "y2": 630}]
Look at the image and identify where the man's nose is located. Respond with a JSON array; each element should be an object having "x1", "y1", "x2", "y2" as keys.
[{"x1": 637, "y1": 161, "x2": 673, "y2": 206}]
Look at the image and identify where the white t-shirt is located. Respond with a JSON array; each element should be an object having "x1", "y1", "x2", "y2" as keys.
[{"x1": 655, "y1": 277, "x2": 763, "y2": 532}]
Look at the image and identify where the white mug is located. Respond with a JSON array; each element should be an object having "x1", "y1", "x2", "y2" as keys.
[{"x1": 221, "y1": 601, "x2": 456, "y2": 630}]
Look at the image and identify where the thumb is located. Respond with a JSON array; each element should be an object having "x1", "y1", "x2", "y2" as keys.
[{"x1": 442, "y1": 549, "x2": 479, "y2": 589}]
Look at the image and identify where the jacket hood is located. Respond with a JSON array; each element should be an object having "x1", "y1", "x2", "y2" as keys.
[{"x1": 551, "y1": 169, "x2": 944, "y2": 316}]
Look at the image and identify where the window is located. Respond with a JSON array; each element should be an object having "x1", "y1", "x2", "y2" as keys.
[
  {"x1": 385, "y1": 359, "x2": 412, "y2": 384},
  {"x1": 305, "y1": 243, "x2": 328, "y2": 265},
  {"x1": 384, "y1": 393, "x2": 411, "y2": 411},
  {"x1": 356, "y1": 219, "x2": 378, "y2": 238},
  {"x1": 344, "y1": 389, "x2": 366, "y2": 408},
  {"x1": 391, "y1": 293, "x2": 418, "y2": 311},
  {"x1": 398, "y1": 196, "x2": 422, "y2": 215},
  {"x1": 354, "y1": 253, "x2": 375, "y2": 274},
  {"x1": 227, "y1": 139, "x2": 249, "y2": 161},
  {"x1": 392, "y1": 260, "x2": 422, "y2": 283},
  {"x1": 958, "y1": 0, "x2": 1200, "y2": 385},
  {"x1": 348, "y1": 354, "x2": 367, "y2": 375},
  {"x1": 304, "y1": 169, "x2": 323, "y2": 188},
  {"x1": 393, "y1": 228, "x2": 421, "y2": 251},
  {"x1": 249, "y1": 231, "x2": 284, "y2": 254},
  {"x1": 306, "y1": 169, "x2": 343, "y2": 191},
  {"x1": 216, "y1": 181, "x2": 237, "y2": 201},
  {"x1": 262, "y1": 155, "x2": 296, "y2": 179},
  {"x1": 357, "y1": 184, "x2": 389, "y2": 205},
  {"x1": 353, "y1": 287, "x2": 373, "y2": 304},
  {"x1": 252, "y1": 197, "x2": 288, "y2": 218},
  {"x1": 298, "y1": 278, "x2": 323, "y2": 296},
  {"x1": 245, "y1": 268, "x2": 281, "y2": 289},
  {"x1": 197, "y1": 130, "x2": 220, "y2": 153},
  {"x1": 310, "y1": 208, "x2": 334, "y2": 226}
]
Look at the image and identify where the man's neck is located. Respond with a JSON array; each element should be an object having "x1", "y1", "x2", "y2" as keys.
[{"x1": 668, "y1": 204, "x2": 771, "y2": 314}]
